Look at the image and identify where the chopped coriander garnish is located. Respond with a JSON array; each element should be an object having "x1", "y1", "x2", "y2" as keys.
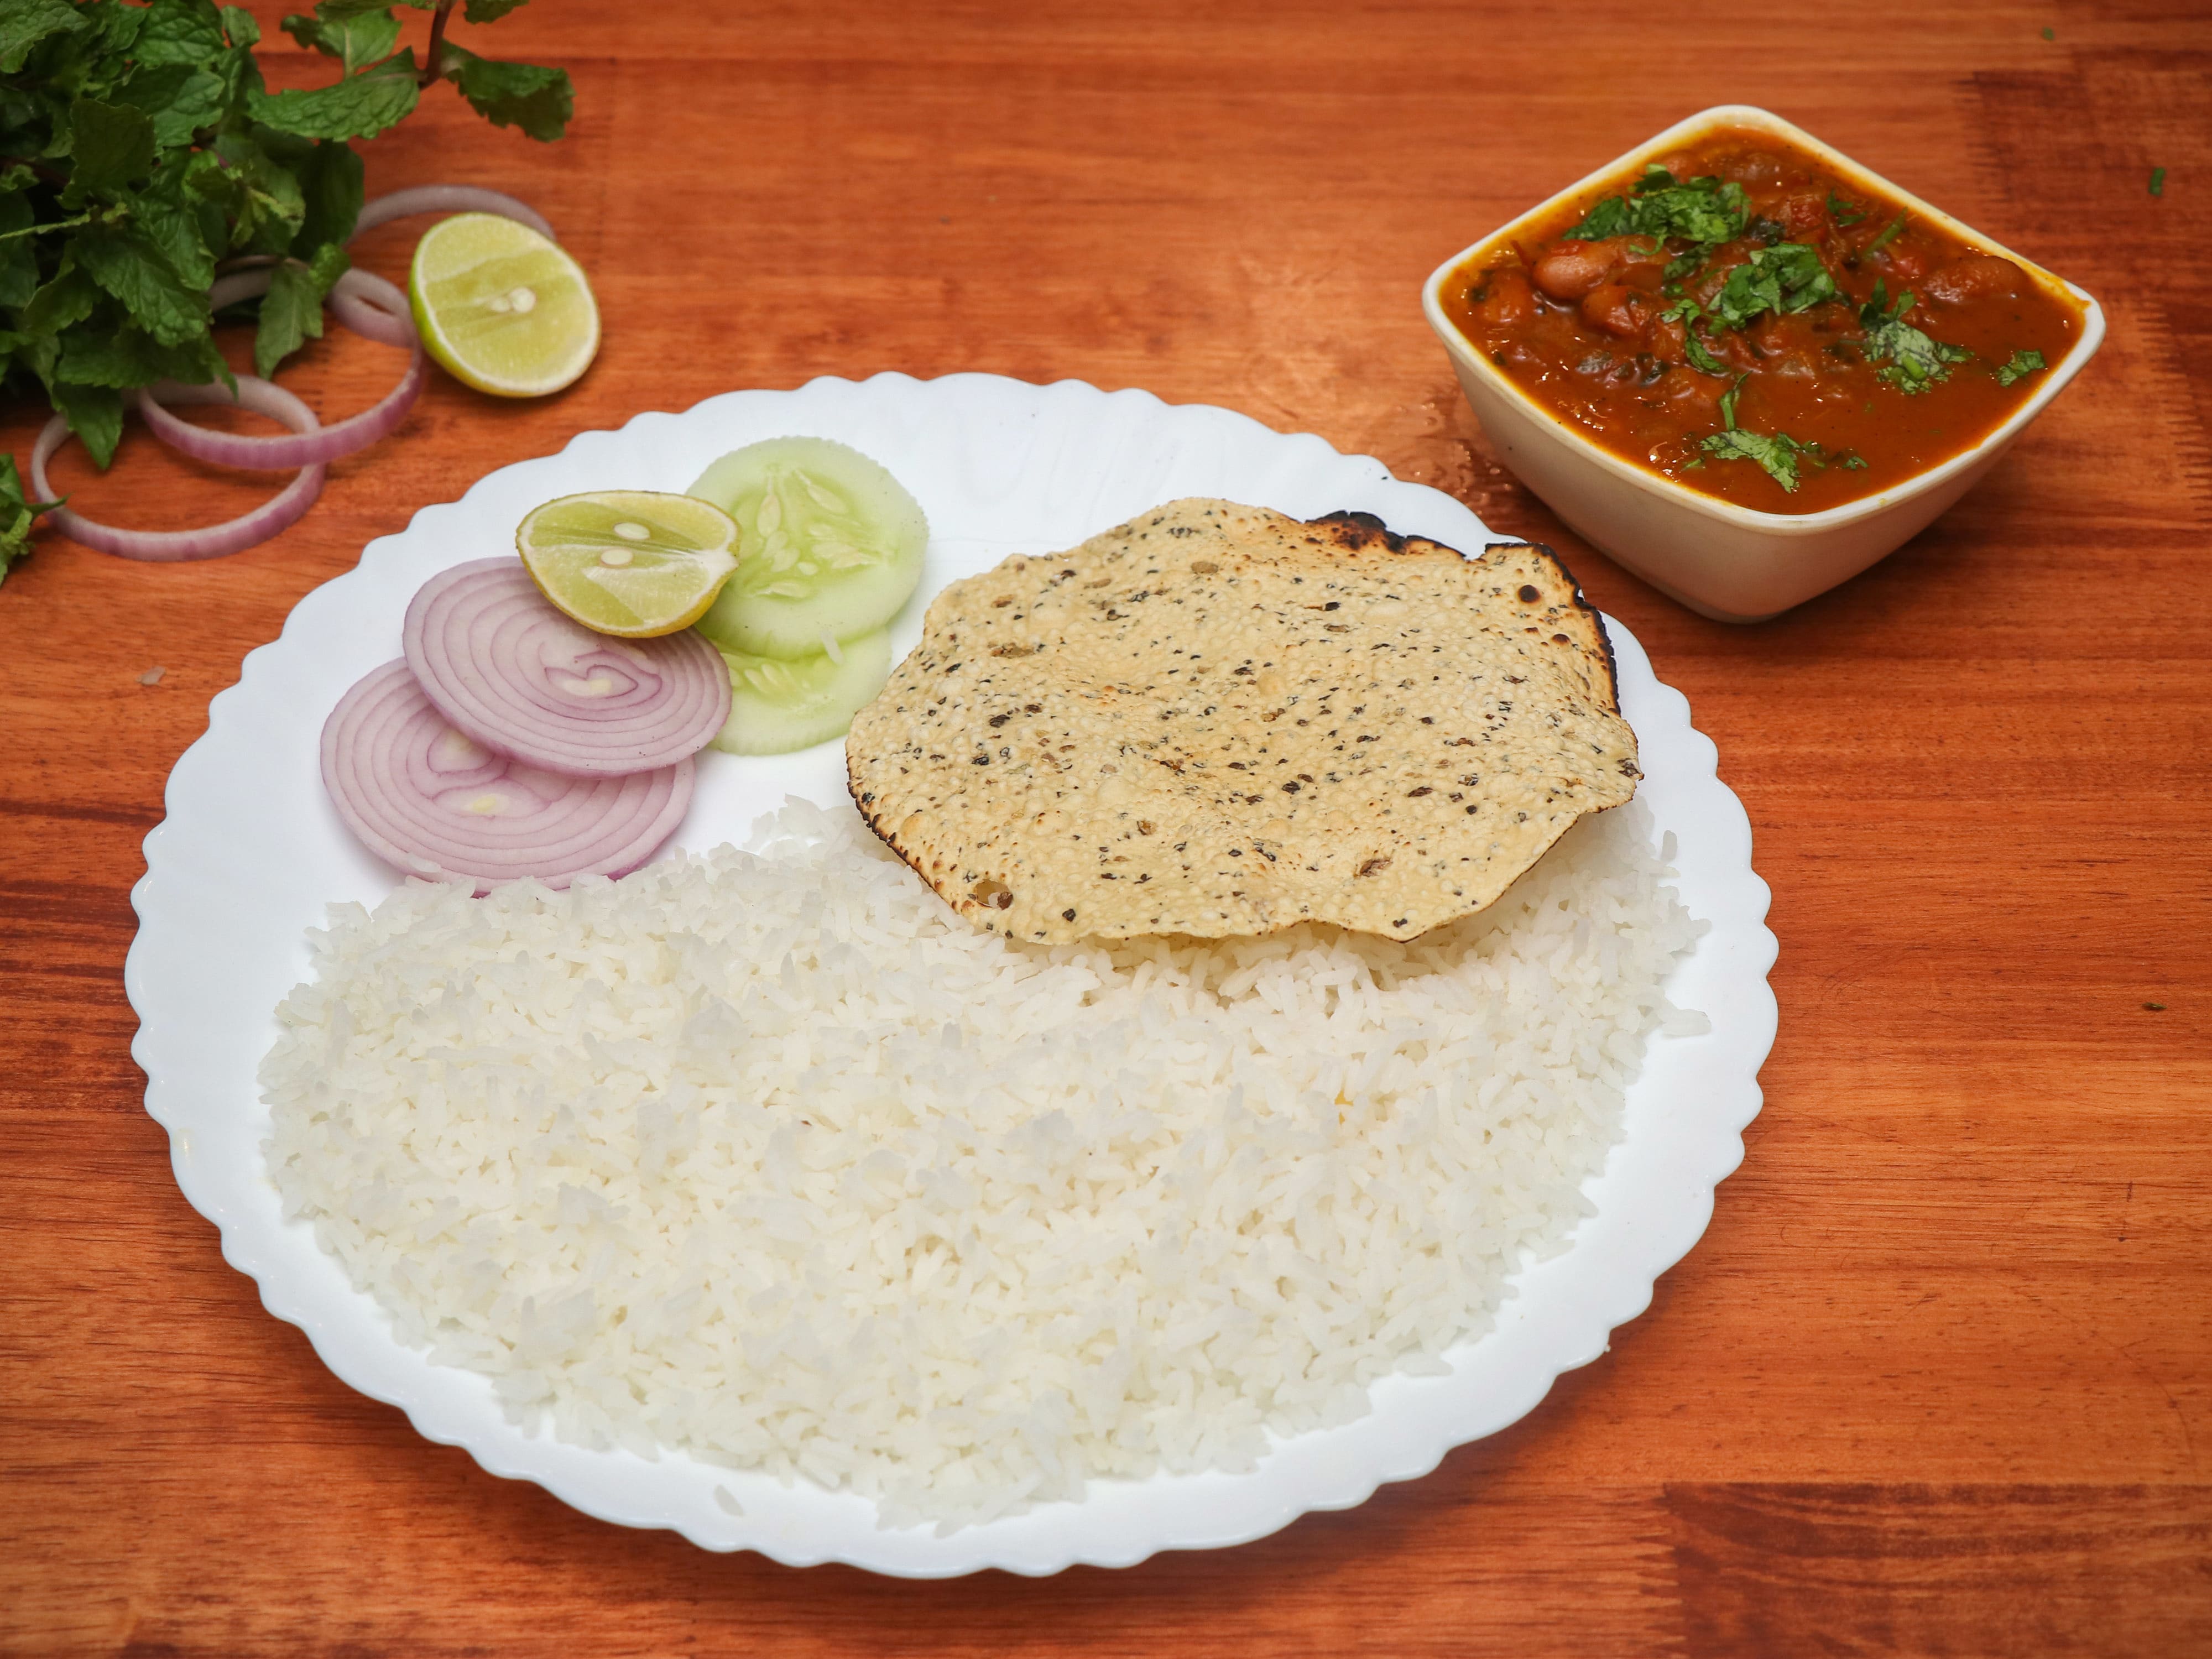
[
  {"x1": 1696, "y1": 378, "x2": 1859, "y2": 493},
  {"x1": 1563, "y1": 171, "x2": 1750, "y2": 247},
  {"x1": 1710, "y1": 243, "x2": 1844, "y2": 328},
  {"x1": 1562, "y1": 196, "x2": 1633, "y2": 240},
  {"x1": 1663, "y1": 249, "x2": 1708, "y2": 282},
  {"x1": 2150, "y1": 167, "x2": 2167, "y2": 197},
  {"x1": 1864, "y1": 211, "x2": 1911, "y2": 255},
  {"x1": 1717, "y1": 374, "x2": 1748, "y2": 430},
  {"x1": 1683, "y1": 327, "x2": 1730, "y2": 377},
  {"x1": 1859, "y1": 284, "x2": 1971, "y2": 394},
  {"x1": 1747, "y1": 216, "x2": 1787, "y2": 246},
  {"x1": 1826, "y1": 190, "x2": 1868, "y2": 228},
  {"x1": 2041, "y1": 25, "x2": 2055, "y2": 40},
  {"x1": 1702, "y1": 426, "x2": 1808, "y2": 492},
  {"x1": 1662, "y1": 298, "x2": 1734, "y2": 374},
  {"x1": 1700, "y1": 427, "x2": 1864, "y2": 493},
  {"x1": 1995, "y1": 348, "x2": 2047, "y2": 387}
]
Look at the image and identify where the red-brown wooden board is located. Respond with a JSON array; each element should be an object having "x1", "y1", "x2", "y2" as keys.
[{"x1": 3, "y1": 3, "x2": 2206, "y2": 1653}]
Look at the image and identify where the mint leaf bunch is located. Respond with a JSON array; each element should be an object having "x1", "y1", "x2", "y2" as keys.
[
  {"x1": 265, "y1": 0, "x2": 570, "y2": 143},
  {"x1": 0, "y1": 0, "x2": 570, "y2": 514}
]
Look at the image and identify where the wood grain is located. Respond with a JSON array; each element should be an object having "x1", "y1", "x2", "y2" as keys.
[{"x1": 3, "y1": 2, "x2": 2208, "y2": 1653}]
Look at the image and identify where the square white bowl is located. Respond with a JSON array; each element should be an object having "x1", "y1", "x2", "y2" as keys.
[{"x1": 1422, "y1": 105, "x2": 2104, "y2": 622}]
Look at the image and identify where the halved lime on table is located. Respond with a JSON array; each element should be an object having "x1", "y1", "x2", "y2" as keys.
[
  {"x1": 517, "y1": 491, "x2": 740, "y2": 637},
  {"x1": 410, "y1": 212, "x2": 600, "y2": 397}
]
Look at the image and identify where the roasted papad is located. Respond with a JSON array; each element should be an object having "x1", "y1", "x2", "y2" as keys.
[{"x1": 846, "y1": 498, "x2": 1639, "y2": 942}]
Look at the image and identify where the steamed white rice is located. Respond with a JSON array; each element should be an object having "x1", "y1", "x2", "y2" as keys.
[{"x1": 262, "y1": 797, "x2": 1705, "y2": 1528}]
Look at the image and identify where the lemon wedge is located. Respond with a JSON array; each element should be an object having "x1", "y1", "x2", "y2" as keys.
[
  {"x1": 517, "y1": 491, "x2": 740, "y2": 637},
  {"x1": 410, "y1": 213, "x2": 599, "y2": 397}
]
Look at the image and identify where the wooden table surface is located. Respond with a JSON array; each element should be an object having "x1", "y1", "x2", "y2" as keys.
[{"x1": 4, "y1": 2, "x2": 2208, "y2": 1653}]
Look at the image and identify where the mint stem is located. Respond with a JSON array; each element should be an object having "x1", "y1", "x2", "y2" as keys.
[{"x1": 419, "y1": 0, "x2": 458, "y2": 88}]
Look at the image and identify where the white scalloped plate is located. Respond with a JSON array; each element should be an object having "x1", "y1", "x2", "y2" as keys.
[{"x1": 127, "y1": 373, "x2": 1775, "y2": 1576}]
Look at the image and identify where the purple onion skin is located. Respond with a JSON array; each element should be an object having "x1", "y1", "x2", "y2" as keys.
[
  {"x1": 404, "y1": 560, "x2": 732, "y2": 777},
  {"x1": 323, "y1": 660, "x2": 693, "y2": 894}
]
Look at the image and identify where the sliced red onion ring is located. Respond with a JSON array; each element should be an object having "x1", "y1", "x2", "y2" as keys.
[
  {"x1": 325, "y1": 267, "x2": 419, "y2": 351},
  {"x1": 208, "y1": 265, "x2": 419, "y2": 347},
  {"x1": 353, "y1": 185, "x2": 555, "y2": 243},
  {"x1": 323, "y1": 659, "x2": 693, "y2": 893},
  {"x1": 137, "y1": 269, "x2": 424, "y2": 472},
  {"x1": 404, "y1": 560, "x2": 732, "y2": 777},
  {"x1": 29, "y1": 379, "x2": 326, "y2": 562},
  {"x1": 208, "y1": 265, "x2": 278, "y2": 311},
  {"x1": 210, "y1": 264, "x2": 418, "y2": 349}
]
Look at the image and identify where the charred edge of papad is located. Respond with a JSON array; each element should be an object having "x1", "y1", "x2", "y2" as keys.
[
  {"x1": 1305, "y1": 508, "x2": 1413, "y2": 552},
  {"x1": 1308, "y1": 510, "x2": 1623, "y2": 722},
  {"x1": 1483, "y1": 536, "x2": 1624, "y2": 718}
]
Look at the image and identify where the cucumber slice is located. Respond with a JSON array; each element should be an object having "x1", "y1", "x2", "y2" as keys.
[
  {"x1": 689, "y1": 438, "x2": 928, "y2": 660},
  {"x1": 708, "y1": 627, "x2": 893, "y2": 756}
]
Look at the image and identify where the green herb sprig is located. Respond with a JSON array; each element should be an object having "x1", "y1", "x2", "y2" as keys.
[
  {"x1": 1701, "y1": 374, "x2": 1808, "y2": 489},
  {"x1": 1709, "y1": 242, "x2": 1843, "y2": 329},
  {"x1": 1698, "y1": 374, "x2": 1863, "y2": 492},
  {"x1": 0, "y1": 0, "x2": 570, "y2": 572},
  {"x1": 1859, "y1": 282, "x2": 1972, "y2": 394},
  {"x1": 1562, "y1": 165, "x2": 1751, "y2": 249},
  {"x1": 0, "y1": 451, "x2": 61, "y2": 572},
  {"x1": 1656, "y1": 294, "x2": 1730, "y2": 377},
  {"x1": 1862, "y1": 210, "x2": 1911, "y2": 257}
]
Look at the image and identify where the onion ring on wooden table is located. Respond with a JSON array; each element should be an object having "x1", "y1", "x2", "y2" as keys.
[
  {"x1": 138, "y1": 271, "x2": 425, "y2": 473},
  {"x1": 29, "y1": 379, "x2": 327, "y2": 563},
  {"x1": 351, "y1": 185, "x2": 555, "y2": 243}
]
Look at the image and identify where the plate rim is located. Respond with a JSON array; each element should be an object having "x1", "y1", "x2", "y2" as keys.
[{"x1": 127, "y1": 371, "x2": 1776, "y2": 1576}]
